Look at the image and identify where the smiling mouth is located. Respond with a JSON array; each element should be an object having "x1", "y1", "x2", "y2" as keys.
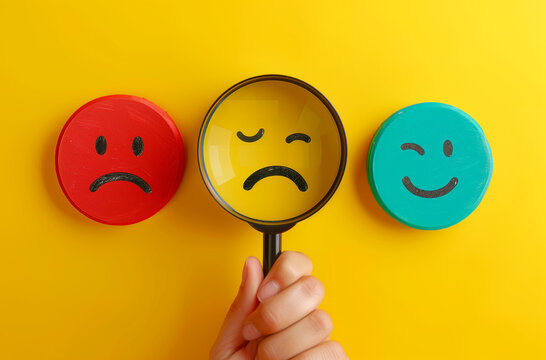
[
  {"x1": 402, "y1": 176, "x2": 458, "y2": 198},
  {"x1": 90, "y1": 172, "x2": 152, "y2": 193},
  {"x1": 243, "y1": 166, "x2": 308, "y2": 192}
]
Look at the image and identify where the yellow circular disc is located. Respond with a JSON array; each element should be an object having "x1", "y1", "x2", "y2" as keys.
[{"x1": 198, "y1": 75, "x2": 347, "y2": 226}]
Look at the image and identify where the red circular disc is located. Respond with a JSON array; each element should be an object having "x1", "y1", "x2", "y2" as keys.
[{"x1": 56, "y1": 95, "x2": 185, "y2": 225}]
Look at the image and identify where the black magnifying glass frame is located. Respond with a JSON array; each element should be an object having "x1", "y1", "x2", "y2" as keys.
[{"x1": 198, "y1": 74, "x2": 347, "y2": 275}]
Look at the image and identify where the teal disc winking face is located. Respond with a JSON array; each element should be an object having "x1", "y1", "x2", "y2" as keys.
[{"x1": 368, "y1": 102, "x2": 493, "y2": 230}]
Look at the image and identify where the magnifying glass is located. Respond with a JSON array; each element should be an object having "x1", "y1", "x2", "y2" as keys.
[{"x1": 198, "y1": 75, "x2": 347, "y2": 275}]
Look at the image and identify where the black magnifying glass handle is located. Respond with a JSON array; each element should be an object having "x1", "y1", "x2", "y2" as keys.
[{"x1": 263, "y1": 233, "x2": 281, "y2": 276}]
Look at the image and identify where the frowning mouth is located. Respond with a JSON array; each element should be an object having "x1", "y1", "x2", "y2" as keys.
[
  {"x1": 243, "y1": 166, "x2": 308, "y2": 192},
  {"x1": 90, "y1": 172, "x2": 152, "y2": 193},
  {"x1": 402, "y1": 176, "x2": 458, "y2": 198}
]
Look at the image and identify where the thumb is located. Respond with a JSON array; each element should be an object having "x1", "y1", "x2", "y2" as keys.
[{"x1": 210, "y1": 256, "x2": 264, "y2": 360}]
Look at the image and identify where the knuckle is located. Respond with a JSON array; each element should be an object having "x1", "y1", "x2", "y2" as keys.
[
  {"x1": 278, "y1": 250, "x2": 296, "y2": 261},
  {"x1": 281, "y1": 259, "x2": 300, "y2": 281},
  {"x1": 308, "y1": 309, "x2": 333, "y2": 335},
  {"x1": 257, "y1": 338, "x2": 279, "y2": 360},
  {"x1": 300, "y1": 276, "x2": 325, "y2": 299},
  {"x1": 277, "y1": 252, "x2": 313, "y2": 279},
  {"x1": 258, "y1": 304, "x2": 282, "y2": 333},
  {"x1": 276, "y1": 251, "x2": 297, "y2": 268},
  {"x1": 296, "y1": 251, "x2": 313, "y2": 269},
  {"x1": 289, "y1": 250, "x2": 312, "y2": 265}
]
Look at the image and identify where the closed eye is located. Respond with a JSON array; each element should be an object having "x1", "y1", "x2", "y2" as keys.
[
  {"x1": 237, "y1": 128, "x2": 264, "y2": 142},
  {"x1": 286, "y1": 133, "x2": 311, "y2": 143},
  {"x1": 401, "y1": 143, "x2": 424, "y2": 155}
]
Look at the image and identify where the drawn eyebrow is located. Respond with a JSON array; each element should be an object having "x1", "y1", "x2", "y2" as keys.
[
  {"x1": 237, "y1": 128, "x2": 264, "y2": 142},
  {"x1": 401, "y1": 143, "x2": 425, "y2": 155},
  {"x1": 286, "y1": 133, "x2": 311, "y2": 143}
]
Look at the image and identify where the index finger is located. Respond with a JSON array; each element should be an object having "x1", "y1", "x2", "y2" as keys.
[{"x1": 257, "y1": 251, "x2": 313, "y2": 302}]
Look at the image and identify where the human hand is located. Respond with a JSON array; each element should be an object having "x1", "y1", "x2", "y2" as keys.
[{"x1": 210, "y1": 252, "x2": 348, "y2": 360}]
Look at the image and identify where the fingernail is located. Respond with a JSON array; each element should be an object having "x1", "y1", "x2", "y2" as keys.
[
  {"x1": 257, "y1": 280, "x2": 279, "y2": 302},
  {"x1": 242, "y1": 323, "x2": 261, "y2": 340},
  {"x1": 241, "y1": 258, "x2": 249, "y2": 288}
]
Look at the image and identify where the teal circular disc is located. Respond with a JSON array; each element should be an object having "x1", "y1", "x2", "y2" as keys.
[{"x1": 367, "y1": 102, "x2": 493, "y2": 230}]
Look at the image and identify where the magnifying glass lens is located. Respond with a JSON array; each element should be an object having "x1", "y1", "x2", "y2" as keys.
[{"x1": 201, "y1": 79, "x2": 343, "y2": 225}]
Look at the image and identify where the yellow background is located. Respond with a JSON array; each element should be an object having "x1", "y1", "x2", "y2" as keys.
[{"x1": 1, "y1": 1, "x2": 545, "y2": 359}]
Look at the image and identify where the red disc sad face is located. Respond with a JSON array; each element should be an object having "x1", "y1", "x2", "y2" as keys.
[{"x1": 56, "y1": 95, "x2": 185, "y2": 225}]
